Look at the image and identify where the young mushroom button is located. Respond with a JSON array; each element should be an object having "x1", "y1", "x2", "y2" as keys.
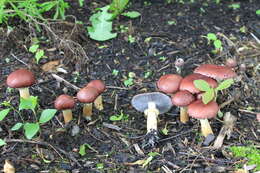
[
  {"x1": 86, "y1": 80, "x2": 106, "y2": 111},
  {"x1": 6, "y1": 69, "x2": 35, "y2": 99},
  {"x1": 131, "y1": 92, "x2": 172, "y2": 135}
]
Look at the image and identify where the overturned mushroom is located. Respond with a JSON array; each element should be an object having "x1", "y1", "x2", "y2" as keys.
[
  {"x1": 131, "y1": 92, "x2": 172, "y2": 145},
  {"x1": 6, "y1": 69, "x2": 35, "y2": 99},
  {"x1": 86, "y1": 80, "x2": 106, "y2": 111}
]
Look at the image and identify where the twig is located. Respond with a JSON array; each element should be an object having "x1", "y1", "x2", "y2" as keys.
[
  {"x1": 51, "y1": 73, "x2": 80, "y2": 90},
  {"x1": 159, "y1": 129, "x2": 193, "y2": 142},
  {"x1": 10, "y1": 53, "x2": 29, "y2": 67},
  {"x1": 5, "y1": 139, "x2": 81, "y2": 167},
  {"x1": 250, "y1": 33, "x2": 260, "y2": 44},
  {"x1": 106, "y1": 86, "x2": 129, "y2": 90}
]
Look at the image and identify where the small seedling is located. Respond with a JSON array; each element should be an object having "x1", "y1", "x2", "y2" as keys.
[
  {"x1": 123, "y1": 72, "x2": 135, "y2": 87},
  {"x1": 167, "y1": 20, "x2": 177, "y2": 25},
  {"x1": 79, "y1": 143, "x2": 92, "y2": 156},
  {"x1": 128, "y1": 35, "x2": 136, "y2": 43},
  {"x1": 0, "y1": 139, "x2": 6, "y2": 147},
  {"x1": 96, "y1": 163, "x2": 104, "y2": 169},
  {"x1": 112, "y1": 69, "x2": 119, "y2": 76},
  {"x1": 29, "y1": 44, "x2": 46, "y2": 64},
  {"x1": 109, "y1": 110, "x2": 129, "y2": 121},
  {"x1": 161, "y1": 126, "x2": 168, "y2": 135},
  {"x1": 159, "y1": 56, "x2": 167, "y2": 61},
  {"x1": 228, "y1": 3, "x2": 240, "y2": 10},
  {"x1": 144, "y1": 71, "x2": 152, "y2": 79},
  {"x1": 205, "y1": 33, "x2": 223, "y2": 53}
]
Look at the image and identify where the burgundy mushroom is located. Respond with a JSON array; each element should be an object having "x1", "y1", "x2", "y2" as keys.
[
  {"x1": 54, "y1": 94, "x2": 75, "y2": 124},
  {"x1": 7, "y1": 69, "x2": 35, "y2": 99},
  {"x1": 157, "y1": 74, "x2": 183, "y2": 94},
  {"x1": 86, "y1": 80, "x2": 106, "y2": 111}
]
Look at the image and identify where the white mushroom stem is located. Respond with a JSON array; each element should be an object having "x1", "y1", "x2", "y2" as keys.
[
  {"x1": 144, "y1": 102, "x2": 159, "y2": 133},
  {"x1": 18, "y1": 87, "x2": 30, "y2": 99},
  {"x1": 180, "y1": 107, "x2": 189, "y2": 123},
  {"x1": 83, "y1": 103, "x2": 93, "y2": 120},
  {"x1": 94, "y1": 95, "x2": 103, "y2": 111},
  {"x1": 199, "y1": 119, "x2": 213, "y2": 137},
  {"x1": 62, "y1": 109, "x2": 73, "y2": 124}
]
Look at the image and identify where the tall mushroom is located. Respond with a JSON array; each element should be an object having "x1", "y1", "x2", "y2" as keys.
[
  {"x1": 77, "y1": 87, "x2": 99, "y2": 120},
  {"x1": 6, "y1": 69, "x2": 35, "y2": 99},
  {"x1": 157, "y1": 74, "x2": 183, "y2": 94},
  {"x1": 86, "y1": 80, "x2": 106, "y2": 111},
  {"x1": 188, "y1": 99, "x2": 219, "y2": 137},
  {"x1": 54, "y1": 94, "x2": 75, "y2": 124},
  {"x1": 171, "y1": 90, "x2": 195, "y2": 123},
  {"x1": 131, "y1": 92, "x2": 172, "y2": 137}
]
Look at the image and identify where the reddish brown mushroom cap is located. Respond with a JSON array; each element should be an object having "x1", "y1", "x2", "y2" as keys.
[
  {"x1": 157, "y1": 74, "x2": 183, "y2": 94},
  {"x1": 171, "y1": 90, "x2": 195, "y2": 107},
  {"x1": 77, "y1": 87, "x2": 99, "y2": 103},
  {"x1": 179, "y1": 73, "x2": 218, "y2": 94},
  {"x1": 188, "y1": 100, "x2": 219, "y2": 119},
  {"x1": 194, "y1": 64, "x2": 237, "y2": 80},
  {"x1": 86, "y1": 80, "x2": 106, "y2": 94},
  {"x1": 55, "y1": 95, "x2": 75, "y2": 110},
  {"x1": 7, "y1": 69, "x2": 35, "y2": 88}
]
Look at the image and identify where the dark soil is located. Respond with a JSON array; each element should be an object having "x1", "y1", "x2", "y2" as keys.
[{"x1": 0, "y1": 0, "x2": 259, "y2": 172}]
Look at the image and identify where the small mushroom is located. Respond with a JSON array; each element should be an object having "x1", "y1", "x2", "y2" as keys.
[
  {"x1": 171, "y1": 90, "x2": 195, "y2": 123},
  {"x1": 131, "y1": 92, "x2": 172, "y2": 135},
  {"x1": 86, "y1": 80, "x2": 106, "y2": 111},
  {"x1": 54, "y1": 94, "x2": 75, "y2": 124},
  {"x1": 157, "y1": 74, "x2": 183, "y2": 94},
  {"x1": 188, "y1": 99, "x2": 219, "y2": 137},
  {"x1": 77, "y1": 87, "x2": 99, "y2": 120},
  {"x1": 6, "y1": 69, "x2": 35, "y2": 99}
]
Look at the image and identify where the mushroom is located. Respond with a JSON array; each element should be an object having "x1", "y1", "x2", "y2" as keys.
[
  {"x1": 194, "y1": 64, "x2": 237, "y2": 80},
  {"x1": 188, "y1": 99, "x2": 219, "y2": 137},
  {"x1": 171, "y1": 90, "x2": 195, "y2": 123},
  {"x1": 86, "y1": 80, "x2": 106, "y2": 111},
  {"x1": 131, "y1": 92, "x2": 172, "y2": 136},
  {"x1": 157, "y1": 74, "x2": 183, "y2": 94},
  {"x1": 6, "y1": 69, "x2": 35, "y2": 99},
  {"x1": 77, "y1": 87, "x2": 99, "y2": 120},
  {"x1": 54, "y1": 94, "x2": 75, "y2": 124}
]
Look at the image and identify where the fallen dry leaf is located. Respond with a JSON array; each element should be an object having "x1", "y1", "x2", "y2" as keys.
[
  {"x1": 3, "y1": 160, "x2": 15, "y2": 173},
  {"x1": 41, "y1": 60, "x2": 60, "y2": 72}
]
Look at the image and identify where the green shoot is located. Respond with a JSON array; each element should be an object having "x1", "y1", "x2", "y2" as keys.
[{"x1": 109, "y1": 110, "x2": 129, "y2": 121}]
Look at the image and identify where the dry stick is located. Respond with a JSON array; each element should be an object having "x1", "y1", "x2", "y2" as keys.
[
  {"x1": 51, "y1": 74, "x2": 80, "y2": 90},
  {"x1": 5, "y1": 139, "x2": 82, "y2": 167},
  {"x1": 213, "y1": 112, "x2": 237, "y2": 149}
]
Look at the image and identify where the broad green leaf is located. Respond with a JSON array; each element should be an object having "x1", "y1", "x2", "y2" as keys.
[
  {"x1": 24, "y1": 123, "x2": 40, "y2": 139},
  {"x1": 194, "y1": 79, "x2": 211, "y2": 91},
  {"x1": 207, "y1": 33, "x2": 217, "y2": 41},
  {"x1": 202, "y1": 89, "x2": 215, "y2": 104},
  {"x1": 216, "y1": 79, "x2": 234, "y2": 91},
  {"x1": 29, "y1": 44, "x2": 39, "y2": 53},
  {"x1": 87, "y1": 5, "x2": 117, "y2": 41},
  {"x1": 39, "y1": 109, "x2": 57, "y2": 124},
  {"x1": 0, "y1": 139, "x2": 6, "y2": 146},
  {"x1": 214, "y1": 39, "x2": 222, "y2": 49},
  {"x1": 121, "y1": 11, "x2": 141, "y2": 18},
  {"x1": 35, "y1": 49, "x2": 45, "y2": 63},
  {"x1": 11, "y1": 122, "x2": 23, "y2": 131},
  {"x1": 19, "y1": 96, "x2": 38, "y2": 112},
  {"x1": 79, "y1": 144, "x2": 86, "y2": 156},
  {"x1": 0, "y1": 108, "x2": 10, "y2": 121}
]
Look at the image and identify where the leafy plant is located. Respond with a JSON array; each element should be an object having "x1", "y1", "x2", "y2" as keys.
[
  {"x1": 29, "y1": 43, "x2": 46, "y2": 64},
  {"x1": 109, "y1": 110, "x2": 129, "y2": 121},
  {"x1": 128, "y1": 35, "x2": 135, "y2": 43},
  {"x1": 123, "y1": 72, "x2": 135, "y2": 87},
  {"x1": 205, "y1": 33, "x2": 223, "y2": 54},
  {"x1": 194, "y1": 79, "x2": 234, "y2": 104}
]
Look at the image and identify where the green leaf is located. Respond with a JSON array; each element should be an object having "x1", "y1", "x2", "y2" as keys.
[
  {"x1": 87, "y1": 5, "x2": 117, "y2": 41},
  {"x1": 24, "y1": 123, "x2": 40, "y2": 139},
  {"x1": 29, "y1": 44, "x2": 39, "y2": 53},
  {"x1": 202, "y1": 88, "x2": 215, "y2": 104},
  {"x1": 109, "y1": 114, "x2": 123, "y2": 121},
  {"x1": 19, "y1": 96, "x2": 38, "y2": 112},
  {"x1": 0, "y1": 108, "x2": 10, "y2": 121},
  {"x1": 79, "y1": 144, "x2": 86, "y2": 156},
  {"x1": 96, "y1": 163, "x2": 104, "y2": 169},
  {"x1": 39, "y1": 109, "x2": 57, "y2": 124},
  {"x1": 148, "y1": 152, "x2": 160, "y2": 157},
  {"x1": 35, "y1": 49, "x2": 45, "y2": 63},
  {"x1": 110, "y1": 0, "x2": 129, "y2": 18},
  {"x1": 256, "y1": 9, "x2": 260, "y2": 15},
  {"x1": 161, "y1": 127, "x2": 168, "y2": 135},
  {"x1": 194, "y1": 79, "x2": 211, "y2": 91},
  {"x1": 121, "y1": 11, "x2": 141, "y2": 18},
  {"x1": 39, "y1": 1, "x2": 56, "y2": 12},
  {"x1": 213, "y1": 39, "x2": 222, "y2": 49},
  {"x1": 216, "y1": 79, "x2": 234, "y2": 91},
  {"x1": 207, "y1": 33, "x2": 217, "y2": 41},
  {"x1": 11, "y1": 122, "x2": 23, "y2": 131},
  {"x1": 78, "y1": 0, "x2": 84, "y2": 7},
  {"x1": 0, "y1": 139, "x2": 6, "y2": 146}
]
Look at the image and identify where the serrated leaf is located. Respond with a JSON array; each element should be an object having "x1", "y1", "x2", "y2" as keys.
[
  {"x1": 11, "y1": 122, "x2": 23, "y2": 131},
  {"x1": 0, "y1": 108, "x2": 10, "y2": 121},
  {"x1": 19, "y1": 96, "x2": 38, "y2": 112},
  {"x1": 87, "y1": 5, "x2": 117, "y2": 41},
  {"x1": 121, "y1": 11, "x2": 141, "y2": 18},
  {"x1": 194, "y1": 79, "x2": 211, "y2": 91},
  {"x1": 39, "y1": 109, "x2": 57, "y2": 124},
  {"x1": 202, "y1": 89, "x2": 215, "y2": 104},
  {"x1": 216, "y1": 79, "x2": 234, "y2": 91},
  {"x1": 24, "y1": 123, "x2": 40, "y2": 139},
  {"x1": 29, "y1": 44, "x2": 39, "y2": 53},
  {"x1": 0, "y1": 139, "x2": 6, "y2": 146},
  {"x1": 207, "y1": 33, "x2": 217, "y2": 41}
]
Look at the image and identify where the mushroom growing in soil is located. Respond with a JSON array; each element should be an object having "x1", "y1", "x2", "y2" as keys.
[
  {"x1": 171, "y1": 90, "x2": 195, "y2": 123},
  {"x1": 54, "y1": 94, "x2": 75, "y2": 124},
  {"x1": 6, "y1": 69, "x2": 36, "y2": 99},
  {"x1": 157, "y1": 74, "x2": 183, "y2": 94},
  {"x1": 86, "y1": 80, "x2": 106, "y2": 111},
  {"x1": 131, "y1": 92, "x2": 172, "y2": 146},
  {"x1": 77, "y1": 87, "x2": 99, "y2": 120},
  {"x1": 188, "y1": 99, "x2": 219, "y2": 137}
]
